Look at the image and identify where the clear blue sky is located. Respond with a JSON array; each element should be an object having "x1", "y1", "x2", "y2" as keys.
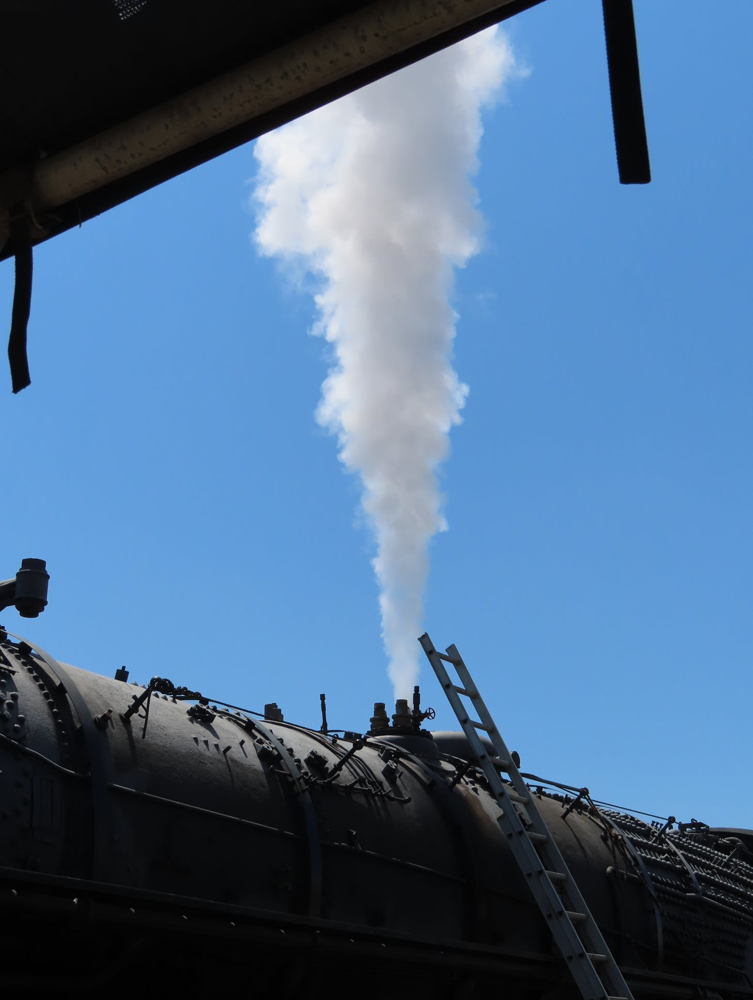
[{"x1": 2, "y1": 0, "x2": 751, "y2": 826}]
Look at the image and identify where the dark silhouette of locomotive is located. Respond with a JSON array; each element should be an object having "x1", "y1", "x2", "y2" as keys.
[{"x1": 0, "y1": 607, "x2": 750, "y2": 996}]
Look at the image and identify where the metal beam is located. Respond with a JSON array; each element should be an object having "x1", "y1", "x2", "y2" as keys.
[
  {"x1": 602, "y1": 0, "x2": 651, "y2": 184},
  {"x1": 7, "y1": 0, "x2": 538, "y2": 220}
]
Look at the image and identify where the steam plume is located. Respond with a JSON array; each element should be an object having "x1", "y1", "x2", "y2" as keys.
[{"x1": 253, "y1": 28, "x2": 520, "y2": 697}]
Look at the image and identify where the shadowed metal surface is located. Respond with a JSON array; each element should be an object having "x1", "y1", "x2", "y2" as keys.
[
  {"x1": 0, "y1": 630, "x2": 751, "y2": 996},
  {"x1": 0, "y1": 0, "x2": 544, "y2": 260}
]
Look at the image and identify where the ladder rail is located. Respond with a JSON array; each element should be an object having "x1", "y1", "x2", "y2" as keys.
[
  {"x1": 419, "y1": 633, "x2": 634, "y2": 1000},
  {"x1": 447, "y1": 643, "x2": 539, "y2": 806}
]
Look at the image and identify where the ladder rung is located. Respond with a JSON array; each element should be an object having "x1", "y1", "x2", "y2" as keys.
[
  {"x1": 436, "y1": 651, "x2": 457, "y2": 664},
  {"x1": 587, "y1": 953, "x2": 608, "y2": 964},
  {"x1": 470, "y1": 719, "x2": 495, "y2": 733},
  {"x1": 491, "y1": 757, "x2": 513, "y2": 771},
  {"x1": 566, "y1": 910, "x2": 588, "y2": 923},
  {"x1": 528, "y1": 831, "x2": 548, "y2": 844},
  {"x1": 545, "y1": 870, "x2": 568, "y2": 883},
  {"x1": 505, "y1": 791, "x2": 530, "y2": 805},
  {"x1": 451, "y1": 684, "x2": 473, "y2": 697}
]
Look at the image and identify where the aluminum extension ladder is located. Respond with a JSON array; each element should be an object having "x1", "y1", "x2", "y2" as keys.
[{"x1": 419, "y1": 633, "x2": 634, "y2": 1000}]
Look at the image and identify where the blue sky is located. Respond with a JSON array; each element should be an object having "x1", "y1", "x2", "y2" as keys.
[{"x1": 2, "y1": 0, "x2": 751, "y2": 826}]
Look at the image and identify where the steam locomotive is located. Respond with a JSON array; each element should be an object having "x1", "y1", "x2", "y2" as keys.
[{"x1": 0, "y1": 564, "x2": 751, "y2": 996}]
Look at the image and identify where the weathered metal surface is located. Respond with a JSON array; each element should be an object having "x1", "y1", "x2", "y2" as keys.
[
  {"x1": 0, "y1": 632, "x2": 751, "y2": 997},
  {"x1": 28, "y1": 0, "x2": 527, "y2": 213},
  {"x1": 0, "y1": 0, "x2": 545, "y2": 259}
]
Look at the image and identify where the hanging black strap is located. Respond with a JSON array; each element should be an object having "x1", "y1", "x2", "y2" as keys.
[
  {"x1": 8, "y1": 215, "x2": 33, "y2": 394},
  {"x1": 602, "y1": 0, "x2": 651, "y2": 184}
]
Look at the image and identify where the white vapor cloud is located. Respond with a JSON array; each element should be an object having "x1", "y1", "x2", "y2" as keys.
[{"x1": 253, "y1": 28, "x2": 521, "y2": 698}]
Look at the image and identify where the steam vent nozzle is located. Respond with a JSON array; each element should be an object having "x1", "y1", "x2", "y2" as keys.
[
  {"x1": 370, "y1": 702, "x2": 389, "y2": 732},
  {"x1": 392, "y1": 699, "x2": 412, "y2": 729}
]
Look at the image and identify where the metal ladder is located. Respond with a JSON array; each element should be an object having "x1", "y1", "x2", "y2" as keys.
[{"x1": 419, "y1": 633, "x2": 634, "y2": 1000}]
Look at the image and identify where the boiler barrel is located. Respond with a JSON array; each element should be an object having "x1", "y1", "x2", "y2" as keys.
[{"x1": 0, "y1": 633, "x2": 751, "y2": 998}]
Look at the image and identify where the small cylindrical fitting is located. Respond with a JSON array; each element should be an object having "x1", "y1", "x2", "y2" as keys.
[
  {"x1": 14, "y1": 558, "x2": 49, "y2": 619},
  {"x1": 263, "y1": 703, "x2": 284, "y2": 722},
  {"x1": 392, "y1": 699, "x2": 412, "y2": 729},
  {"x1": 370, "y1": 702, "x2": 390, "y2": 732}
]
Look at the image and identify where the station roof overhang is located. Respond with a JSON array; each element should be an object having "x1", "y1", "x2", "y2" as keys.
[
  {"x1": 1, "y1": 0, "x2": 651, "y2": 393},
  {"x1": 0, "y1": 0, "x2": 546, "y2": 263}
]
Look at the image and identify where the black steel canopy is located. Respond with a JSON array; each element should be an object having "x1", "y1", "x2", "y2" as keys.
[
  {"x1": 0, "y1": 0, "x2": 650, "y2": 392},
  {"x1": 0, "y1": 0, "x2": 551, "y2": 258}
]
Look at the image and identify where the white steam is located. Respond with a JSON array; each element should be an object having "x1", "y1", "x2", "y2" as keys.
[{"x1": 253, "y1": 28, "x2": 520, "y2": 698}]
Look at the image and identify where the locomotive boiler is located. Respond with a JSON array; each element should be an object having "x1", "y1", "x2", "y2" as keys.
[{"x1": 0, "y1": 620, "x2": 751, "y2": 997}]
